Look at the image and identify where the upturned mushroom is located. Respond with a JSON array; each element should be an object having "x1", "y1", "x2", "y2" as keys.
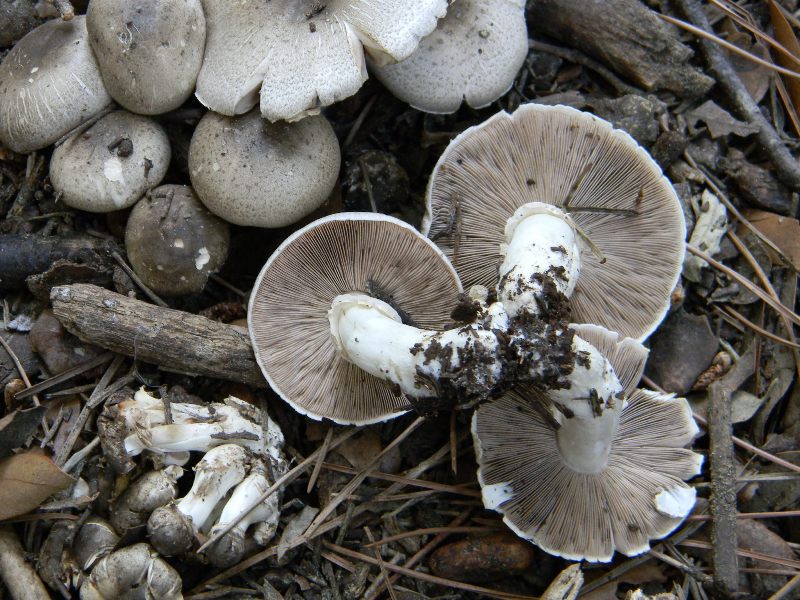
[
  {"x1": 371, "y1": 0, "x2": 528, "y2": 113},
  {"x1": 472, "y1": 325, "x2": 702, "y2": 561},
  {"x1": 195, "y1": 0, "x2": 447, "y2": 122},
  {"x1": 188, "y1": 109, "x2": 340, "y2": 228},
  {"x1": 50, "y1": 110, "x2": 170, "y2": 212},
  {"x1": 147, "y1": 444, "x2": 249, "y2": 556},
  {"x1": 124, "y1": 184, "x2": 230, "y2": 296},
  {"x1": 0, "y1": 15, "x2": 112, "y2": 153},
  {"x1": 424, "y1": 103, "x2": 686, "y2": 341},
  {"x1": 248, "y1": 212, "x2": 623, "y2": 425},
  {"x1": 86, "y1": 0, "x2": 206, "y2": 115}
]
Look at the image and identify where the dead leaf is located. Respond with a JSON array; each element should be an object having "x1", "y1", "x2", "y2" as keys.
[
  {"x1": 688, "y1": 100, "x2": 759, "y2": 139},
  {"x1": 0, "y1": 406, "x2": 46, "y2": 459},
  {"x1": 0, "y1": 451, "x2": 74, "y2": 520},
  {"x1": 727, "y1": 32, "x2": 771, "y2": 103},
  {"x1": 276, "y1": 505, "x2": 318, "y2": 563},
  {"x1": 742, "y1": 209, "x2": 800, "y2": 270},
  {"x1": 768, "y1": 1, "x2": 800, "y2": 135},
  {"x1": 337, "y1": 429, "x2": 383, "y2": 471}
]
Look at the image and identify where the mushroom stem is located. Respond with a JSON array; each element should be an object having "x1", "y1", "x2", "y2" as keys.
[
  {"x1": 329, "y1": 292, "x2": 623, "y2": 423},
  {"x1": 497, "y1": 202, "x2": 580, "y2": 319}
]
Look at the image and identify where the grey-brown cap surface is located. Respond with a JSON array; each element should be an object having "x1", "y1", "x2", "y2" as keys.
[
  {"x1": 248, "y1": 212, "x2": 463, "y2": 425},
  {"x1": 0, "y1": 16, "x2": 112, "y2": 153},
  {"x1": 194, "y1": 0, "x2": 446, "y2": 122},
  {"x1": 188, "y1": 109, "x2": 340, "y2": 228},
  {"x1": 87, "y1": 0, "x2": 206, "y2": 115},
  {"x1": 472, "y1": 387, "x2": 702, "y2": 562},
  {"x1": 125, "y1": 185, "x2": 229, "y2": 296},
  {"x1": 371, "y1": 0, "x2": 528, "y2": 114},
  {"x1": 424, "y1": 103, "x2": 686, "y2": 341},
  {"x1": 50, "y1": 110, "x2": 170, "y2": 212}
]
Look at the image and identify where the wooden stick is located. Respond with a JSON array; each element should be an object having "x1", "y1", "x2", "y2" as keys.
[
  {"x1": 0, "y1": 527, "x2": 52, "y2": 600},
  {"x1": 50, "y1": 284, "x2": 265, "y2": 386}
]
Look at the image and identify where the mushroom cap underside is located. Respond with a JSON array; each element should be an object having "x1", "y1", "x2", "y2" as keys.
[
  {"x1": 248, "y1": 212, "x2": 463, "y2": 425},
  {"x1": 424, "y1": 103, "x2": 686, "y2": 341}
]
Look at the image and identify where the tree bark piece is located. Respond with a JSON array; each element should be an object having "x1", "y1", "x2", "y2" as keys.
[
  {"x1": 0, "y1": 234, "x2": 117, "y2": 290},
  {"x1": 0, "y1": 526, "x2": 52, "y2": 600},
  {"x1": 50, "y1": 284, "x2": 265, "y2": 387},
  {"x1": 528, "y1": 0, "x2": 713, "y2": 98}
]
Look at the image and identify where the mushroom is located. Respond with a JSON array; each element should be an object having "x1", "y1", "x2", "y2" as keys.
[
  {"x1": 472, "y1": 326, "x2": 702, "y2": 562},
  {"x1": 73, "y1": 517, "x2": 120, "y2": 573},
  {"x1": 205, "y1": 461, "x2": 280, "y2": 568},
  {"x1": 50, "y1": 110, "x2": 170, "y2": 212},
  {"x1": 119, "y1": 388, "x2": 283, "y2": 460},
  {"x1": 194, "y1": 0, "x2": 447, "y2": 122},
  {"x1": 147, "y1": 444, "x2": 249, "y2": 556},
  {"x1": 0, "y1": 15, "x2": 112, "y2": 153},
  {"x1": 79, "y1": 543, "x2": 182, "y2": 600},
  {"x1": 371, "y1": 0, "x2": 528, "y2": 113},
  {"x1": 188, "y1": 109, "x2": 340, "y2": 228},
  {"x1": 86, "y1": 0, "x2": 206, "y2": 115},
  {"x1": 248, "y1": 213, "x2": 624, "y2": 425},
  {"x1": 423, "y1": 103, "x2": 686, "y2": 341},
  {"x1": 109, "y1": 466, "x2": 183, "y2": 533},
  {"x1": 124, "y1": 184, "x2": 230, "y2": 296}
]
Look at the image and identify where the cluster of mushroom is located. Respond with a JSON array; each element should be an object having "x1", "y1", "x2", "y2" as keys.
[
  {"x1": 97, "y1": 388, "x2": 287, "y2": 572},
  {"x1": 246, "y1": 104, "x2": 703, "y2": 562}
]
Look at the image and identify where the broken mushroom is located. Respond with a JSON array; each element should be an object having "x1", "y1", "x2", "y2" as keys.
[
  {"x1": 195, "y1": 0, "x2": 447, "y2": 121},
  {"x1": 50, "y1": 110, "x2": 170, "y2": 212},
  {"x1": 372, "y1": 0, "x2": 528, "y2": 113},
  {"x1": 188, "y1": 109, "x2": 340, "y2": 228},
  {"x1": 424, "y1": 103, "x2": 686, "y2": 341},
  {"x1": 147, "y1": 444, "x2": 249, "y2": 556},
  {"x1": 124, "y1": 184, "x2": 230, "y2": 296},
  {"x1": 0, "y1": 16, "x2": 112, "y2": 153},
  {"x1": 87, "y1": 0, "x2": 206, "y2": 115}
]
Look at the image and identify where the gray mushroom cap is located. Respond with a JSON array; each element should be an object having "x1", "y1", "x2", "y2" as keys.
[
  {"x1": 125, "y1": 185, "x2": 230, "y2": 296},
  {"x1": 424, "y1": 104, "x2": 687, "y2": 341},
  {"x1": 86, "y1": 0, "x2": 206, "y2": 115},
  {"x1": 0, "y1": 16, "x2": 112, "y2": 153},
  {"x1": 188, "y1": 109, "x2": 340, "y2": 228},
  {"x1": 50, "y1": 110, "x2": 170, "y2": 213},
  {"x1": 194, "y1": 0, "x2": 446, "y2": 122},
  {"x1": 372, "y1": 0, "x2": 528, "y2": 113}
]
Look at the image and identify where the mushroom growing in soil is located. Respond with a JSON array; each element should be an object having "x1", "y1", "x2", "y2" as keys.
[
  {"x1": 0, "y1": 15, "x2": 112, "y2": 153},
  {"x1": 195, "y1": 0, "x2": 448, "y2": 122},
  {"x1": 86, "y1": 0, "x2": 206, "y2": 115},
  {"x1": 188, "y1": 109, "x2": 340, "y2": 228},
  {"x1": 125, "y1": 184, "x2": 230, "y2": 296},
  {"x1": 371, "y1": 0, "x2": 528, "y2": 114},
  {"x1": 50, "y1": 110, "x2": 170, "y2": 212},
  {"x1": 424, "y1": 103, "x2": 686, "y2": 341}
]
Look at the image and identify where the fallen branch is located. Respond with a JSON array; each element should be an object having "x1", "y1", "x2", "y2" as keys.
[
  {"x1": 0, "y1": 526, "x2": 52, "y2": 600},
  {"x1": 49, "y1": 284, "x2": 264, "y2": 386}
]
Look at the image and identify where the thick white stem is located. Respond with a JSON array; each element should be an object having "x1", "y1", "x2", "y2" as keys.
[
  {"x1": 329, "y1": 293, "x2": 504, "y2": 398},
  {"x1": 498, "y1": 203, "x2": 580, "y2": 318},
  {"x1": 177, "y1": 444, "x2": 248, "y2": 530}
]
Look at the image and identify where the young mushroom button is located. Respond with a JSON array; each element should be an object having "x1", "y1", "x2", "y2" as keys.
[
  {"x1": 248, "y1": 213, "x2": 463, "y2": 425},
  {"x1": 424, "y1": 103, "x2": 686, "y2": 341},
  {"x1": 188, "y1": 109, "x2": 340, "y2": 228}
]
